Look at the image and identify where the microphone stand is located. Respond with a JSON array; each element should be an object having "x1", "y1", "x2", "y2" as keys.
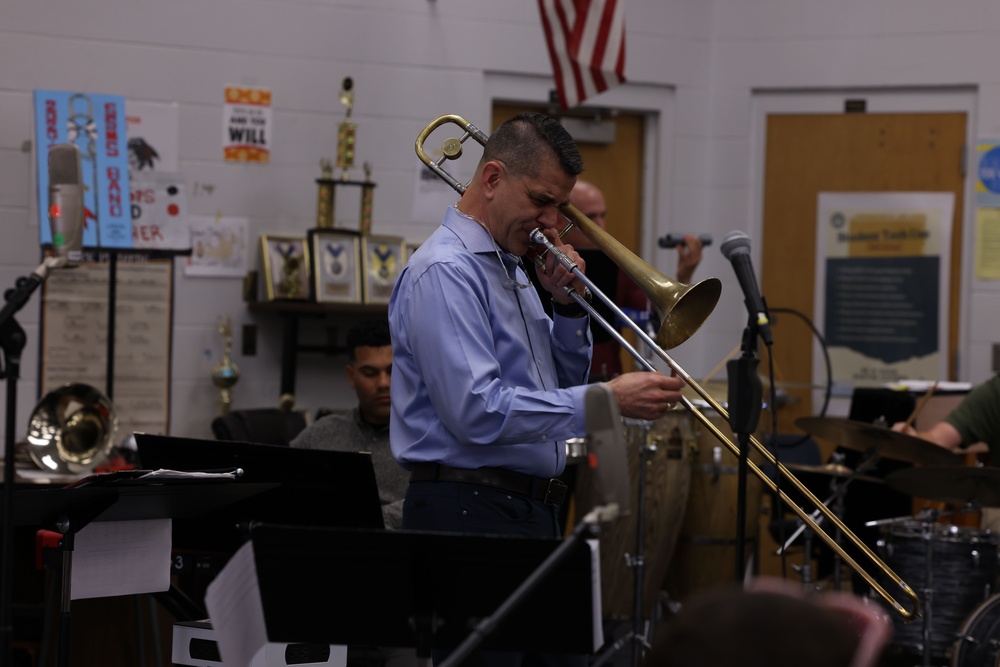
[
  {"x1": 0, "y1": 255, "x2": 65, "y2": 666},
  {"x1": 726, "y1": 317, "x2": 765, "y2": 583}
]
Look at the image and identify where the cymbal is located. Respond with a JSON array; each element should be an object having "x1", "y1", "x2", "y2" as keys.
[
  {"x1": 795, "y1": 416, "x2": 961, "y2": 466},
  {"x1": 886, "y1": 466, "x2": 1000, "y2": 507},
  {"x1": 783, "y1": 462, "x2": 884, "y2": 484},
  {"x1": 785, "y1": 462, "x2": 854, "y2": 477}
]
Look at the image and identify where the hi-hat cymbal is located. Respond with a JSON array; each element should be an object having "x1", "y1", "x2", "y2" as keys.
[
  {"x1": 786, "y1": 462, "x2": 854, "y2": 477},
  {"x1": 794, "y1": 416, "x2": 960, "y2": 466},
  {"x1": 783, "y1": 462, "x2": 884, "y2": 484},
  {"x1": 886, "y1": 466, "x2": 1000, "y2": 507}
]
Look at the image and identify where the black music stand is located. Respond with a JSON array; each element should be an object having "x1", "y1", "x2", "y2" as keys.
[
  {"x1": 2, "y1": 478, "x2": 277, "y2": 667},
  {"x1": 134, "y1": 434, "x2": 385, "y2": 555},
  {"x1": 206, "y1": 523, "x2": 598, "y2": 665}
]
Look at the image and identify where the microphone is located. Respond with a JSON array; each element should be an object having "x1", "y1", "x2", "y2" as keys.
[
  {"x1": 47, "y1": 143, "x2": 84, "y2": 267},
  {"x1": 583, "y1": 383, "x2": 630, "y2": 522},
  {"x1": 719, "y1": 230, "x2": 772, "y2": 346},
  {"x1": 658, "y1": 233, "x2": 712, "y2": 249}
]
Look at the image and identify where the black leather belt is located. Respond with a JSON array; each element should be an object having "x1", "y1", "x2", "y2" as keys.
[{"x1": 409, "y1": 463, "x2": 567, "y2": 505}]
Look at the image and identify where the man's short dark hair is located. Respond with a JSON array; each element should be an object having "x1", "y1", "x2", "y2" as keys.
[
  {"x1": 346, "y1": 317, "x2": 391, "y2": 361},
  {"x1": 483, "y1": 112, "x2": 584, "y2": 179}
]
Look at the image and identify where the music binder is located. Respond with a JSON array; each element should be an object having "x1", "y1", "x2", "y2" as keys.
[{"x1": 205, "y1": 524, "x2": 601, "y2": 667}]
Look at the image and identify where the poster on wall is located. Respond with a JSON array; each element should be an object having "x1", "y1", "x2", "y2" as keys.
[
  {"x1": 126, "y1": 100, "x2": 179, "y2": 174},
  {"x1": 185, "y1": 215, "x2": 249, "y2": 277},
  {"x1": 41, "y1": 254, "x2": 173, "y2": 440},
  {"x1": 126, "y1": 99, "x2": 191, "y2": 251},
  {"x1": 813, "y1": 192, "x2": 953, "y2": 410},
  {"x1": 34, "y1": 89, "x2": 133, "y2": 249},
  {"x1": 222, "y1": 86, "x2": 272, "y2": 164},
  {"x1": 974, "y1": 140, "x2": 1000, "y2": 279}
]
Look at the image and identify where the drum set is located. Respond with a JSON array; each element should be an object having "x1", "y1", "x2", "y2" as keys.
[
  {"x1": 794, "y1": 416, "x2": 1000, "y2": 667},
  {"x1": 572, "y1": 412, "x2": 1000, "y2": 667}
]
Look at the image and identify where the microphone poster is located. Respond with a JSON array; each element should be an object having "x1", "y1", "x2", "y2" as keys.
[
  {"x1": 813, "y1": 191, "x2": 953, "y2": 411},
  {"x1": 33, "y1": 89, "x2": 133, "y2": 249}
]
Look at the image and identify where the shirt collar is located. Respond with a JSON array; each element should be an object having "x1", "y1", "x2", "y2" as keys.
[{"x1": 443, "y1": 205, "x2": 499, "y2": 255}]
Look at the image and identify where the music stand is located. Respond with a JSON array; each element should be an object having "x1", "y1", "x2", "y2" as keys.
[
  {"x1": 2, "y1": 477, "x2": 276, "y2": 667},
  {"x1": 134, "y1": 433, "x2": 385, "y2": 555},
  {"x1": 205, "y1": 523, "x2": 599, "y2": 667}
]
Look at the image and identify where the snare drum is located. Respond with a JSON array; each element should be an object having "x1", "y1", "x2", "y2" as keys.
[
  {"x1": 574, "y1": 408, "x2": 694, "y2": 620},
  {"x1": 875, "y1": 521, "x2": 1000, "y2": 659}
]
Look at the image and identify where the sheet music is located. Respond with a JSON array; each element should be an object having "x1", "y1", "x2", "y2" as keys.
[
  {"x1": 204, "y1": 541, "x2": 268, "y2": 667},
  {"x1": 41, "y1": 256, "x2": 173, "y2": 440},
  {"x1": 72, "y1": 518, "x2": 171, "y2": 599}
]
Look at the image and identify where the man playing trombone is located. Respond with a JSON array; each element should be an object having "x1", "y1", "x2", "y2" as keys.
[{"x1": 389, "y1": 112, "x2": 682, "y2": 664}]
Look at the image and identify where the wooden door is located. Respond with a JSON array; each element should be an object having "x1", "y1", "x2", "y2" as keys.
[{"x1": 760, "y1": 112, "x2": 967, "y2": 438}]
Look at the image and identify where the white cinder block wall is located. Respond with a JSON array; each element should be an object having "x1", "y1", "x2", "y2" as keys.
[{"x1": 2, "y1": 0, "x2": 998, "y2": 446}]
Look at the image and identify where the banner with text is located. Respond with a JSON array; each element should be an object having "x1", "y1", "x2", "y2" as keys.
[
  {"x1": 34, "y1": 89, "x2": 132, "y2": 249},
  {"x1": 223, "y1": 86, "x2": 271, "y2": 163},
  {"x1": 813, "y1": 192, "x2": 953, "y2": 409}
]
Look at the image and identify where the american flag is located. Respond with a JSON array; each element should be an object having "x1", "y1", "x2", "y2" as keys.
[{"x1": 538, "y1": 0, "x2": 626, "y2": 110}]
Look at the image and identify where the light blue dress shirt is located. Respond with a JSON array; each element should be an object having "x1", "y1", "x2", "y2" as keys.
[{"x1": 389, "y1": 206, "x2": 593, "y2": 478}]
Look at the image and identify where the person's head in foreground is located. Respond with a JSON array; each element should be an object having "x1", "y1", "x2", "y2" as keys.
[{"x1": 646, "y1": 578, "x2": 893, "y2": 667}]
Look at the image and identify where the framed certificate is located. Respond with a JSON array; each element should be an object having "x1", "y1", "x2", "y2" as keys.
[
  {"x1": 362, "y1": 235, "x2": 406, "y2": 304},
  {"x1": 260, "y1": 234, "x2": 310, "y2": 301},
  {"x1": 308, "y1": 228, "x2": 362, "y2": 303}
]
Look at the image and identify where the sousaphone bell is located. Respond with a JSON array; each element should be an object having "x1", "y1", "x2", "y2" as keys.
[{"x1": 25, "y1": 383, "x2": 117, "y2": 475}]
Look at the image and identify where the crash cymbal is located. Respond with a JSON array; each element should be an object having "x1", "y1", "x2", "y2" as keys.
[
  {"x1": 886, "y1": 466, "x2": 1000, "y2": 507},
  {"x1": 795, "y1": 416, "x2": 961, "y2": 466}
]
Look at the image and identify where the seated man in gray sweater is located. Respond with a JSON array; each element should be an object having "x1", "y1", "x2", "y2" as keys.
[{"x1": 291, "y1": 317, "x2": 407, "y2": 530}]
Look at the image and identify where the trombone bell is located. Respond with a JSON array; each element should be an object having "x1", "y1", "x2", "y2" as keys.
[
  {"x1": 655, "y1": 278, "x2": 723, "y2": 350},
  {"x1": 558, "y1": 203, "x2": 722, "y2": 350}
]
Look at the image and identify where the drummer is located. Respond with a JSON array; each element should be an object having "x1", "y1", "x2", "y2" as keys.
[
  {"x1": 891, "y1": 376, "x2": 998, "y2": 461},
  {"x1": 892, "y1": 374, "x2": 999, "y2": 525}
]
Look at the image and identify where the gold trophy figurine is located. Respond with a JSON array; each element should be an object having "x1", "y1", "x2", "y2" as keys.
[
  {"x1": 336, "y1": 77, "x2": 356, "y2": 181},
  {"x1": 211, "y1": 316, "x2": 241, "y2": 415}
]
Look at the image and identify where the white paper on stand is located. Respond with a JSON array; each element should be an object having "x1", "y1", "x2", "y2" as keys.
[
  {"x1": 204, "y1": 541, "x2": 268, "y2": 667},
  {"x1": 72, "y1": 518, "x2": 171, "y2": 599}
]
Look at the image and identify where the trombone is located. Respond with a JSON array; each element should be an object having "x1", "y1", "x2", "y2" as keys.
[{"x1": 415, "y1": 113, "x2": 921, "y2": 622}]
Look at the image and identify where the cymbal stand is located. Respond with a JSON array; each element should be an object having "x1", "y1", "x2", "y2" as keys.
[
  {"x1": 776, "y1": 452, "x2": 879, "y2": 590},
  {"x1": 592, "y1": 419, "x2": 656, "y2": 667}
]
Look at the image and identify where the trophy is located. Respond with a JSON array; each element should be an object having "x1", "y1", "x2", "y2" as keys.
[
  {"x1": 314, "y1": 77, "x2": 377, "y2": 233},
  {"x1": 211, "y1": 316, "x2": 241, "y2": 415}
]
